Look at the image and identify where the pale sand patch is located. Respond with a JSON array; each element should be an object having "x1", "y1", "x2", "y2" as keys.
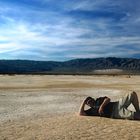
[
  {"x1": 0, "y1": 75, "x2": 140, "y2": 140},
  {"x1": 0, "y1": 89, "x2": 124, "y2": 123},
  {"x1": 94, "y1": 69, "x2": 123, "y2": 74}
]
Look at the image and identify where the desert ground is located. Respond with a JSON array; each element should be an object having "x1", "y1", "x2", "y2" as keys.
[{"x1": 0, "y1": 75, "x2": 140, "y2": 140}]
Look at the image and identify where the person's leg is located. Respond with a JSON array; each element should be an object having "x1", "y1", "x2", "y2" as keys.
[
  {"x1": 131, "y1": 91, "x2": 140, "y2": 112},
  {"x1": 119, "y1": 91, "x2": 139, "y2": 112},
  {"x1": 111, "y1": 103, "x2": 135, "y2": 120},
  {"x1": 112, "y1": 91, "x2": 139, "y2": 120}
]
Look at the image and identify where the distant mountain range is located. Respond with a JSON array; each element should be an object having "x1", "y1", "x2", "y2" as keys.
[{"x1": 0, "y1": 57, "x2": 140, "y2": 75}]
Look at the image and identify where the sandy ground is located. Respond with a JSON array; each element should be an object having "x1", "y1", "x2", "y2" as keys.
[{"x1": 0, "y1": 75, "x2": 140, "y2": 140}]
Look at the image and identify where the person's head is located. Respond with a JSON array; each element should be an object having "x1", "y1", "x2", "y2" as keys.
[{"x1": 85, "y1": 96, "x2": 95, "y2": 107}]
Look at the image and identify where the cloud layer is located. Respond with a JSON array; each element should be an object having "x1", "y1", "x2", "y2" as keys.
[{"x1": 0, "y1": 0, "x2": 140, "y2": 61}]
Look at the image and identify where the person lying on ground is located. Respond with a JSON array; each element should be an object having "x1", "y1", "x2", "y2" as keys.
[{"x1": 79, "y1": 91, "x2": 140, "y2": 120}]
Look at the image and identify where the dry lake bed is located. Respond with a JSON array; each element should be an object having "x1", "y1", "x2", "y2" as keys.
[{"x1": 0, "y1": 75, "x2": 140, "y2": 140}]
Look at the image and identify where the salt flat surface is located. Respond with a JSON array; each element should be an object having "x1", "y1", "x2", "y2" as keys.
[
  {"x1": 0, "y1": 75, "x2": 140, "y2": 140},
  {"x1": 0, "y1": 88, "x2": 133, "y2": 123},
  {"x1": 0, "y1": 75, "x2": 140, "y2": 123}
]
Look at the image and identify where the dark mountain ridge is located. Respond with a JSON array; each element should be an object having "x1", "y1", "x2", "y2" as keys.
[{"x1": 0, "y1": 57, "x2": 140, "y2": 74}]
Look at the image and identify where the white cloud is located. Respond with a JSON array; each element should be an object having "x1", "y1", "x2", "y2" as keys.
[
  {"x1": 72, "y1": 0, "x2": 116, "y2": 11},
  {"x1": 1, "y1": 16, "x2": 140, "y2": 59},
  {"x1": 0, "y1": 0, "x2": 140, "y2": 60}
]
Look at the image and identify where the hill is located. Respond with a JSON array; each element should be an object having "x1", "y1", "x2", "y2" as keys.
[{"x1": 0, "y1": 57, "x2": 140, "y2": 74}]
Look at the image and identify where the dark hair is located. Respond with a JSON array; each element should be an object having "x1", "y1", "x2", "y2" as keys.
[{"x1": 85, "y1": 96, "x2": 95, "y2": 104}]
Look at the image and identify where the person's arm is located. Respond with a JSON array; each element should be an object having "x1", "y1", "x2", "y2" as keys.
[
  {"x1": 98, "y1": 97, "x2": 110, "y2": 115},
  {"x1": 79, "y1": 98, "x2": 87, "y2": 116}
]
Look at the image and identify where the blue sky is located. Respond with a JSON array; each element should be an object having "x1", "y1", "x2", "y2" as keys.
[{"x1": 0, "y1": 0, "x2": 140, "y2": 61}]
